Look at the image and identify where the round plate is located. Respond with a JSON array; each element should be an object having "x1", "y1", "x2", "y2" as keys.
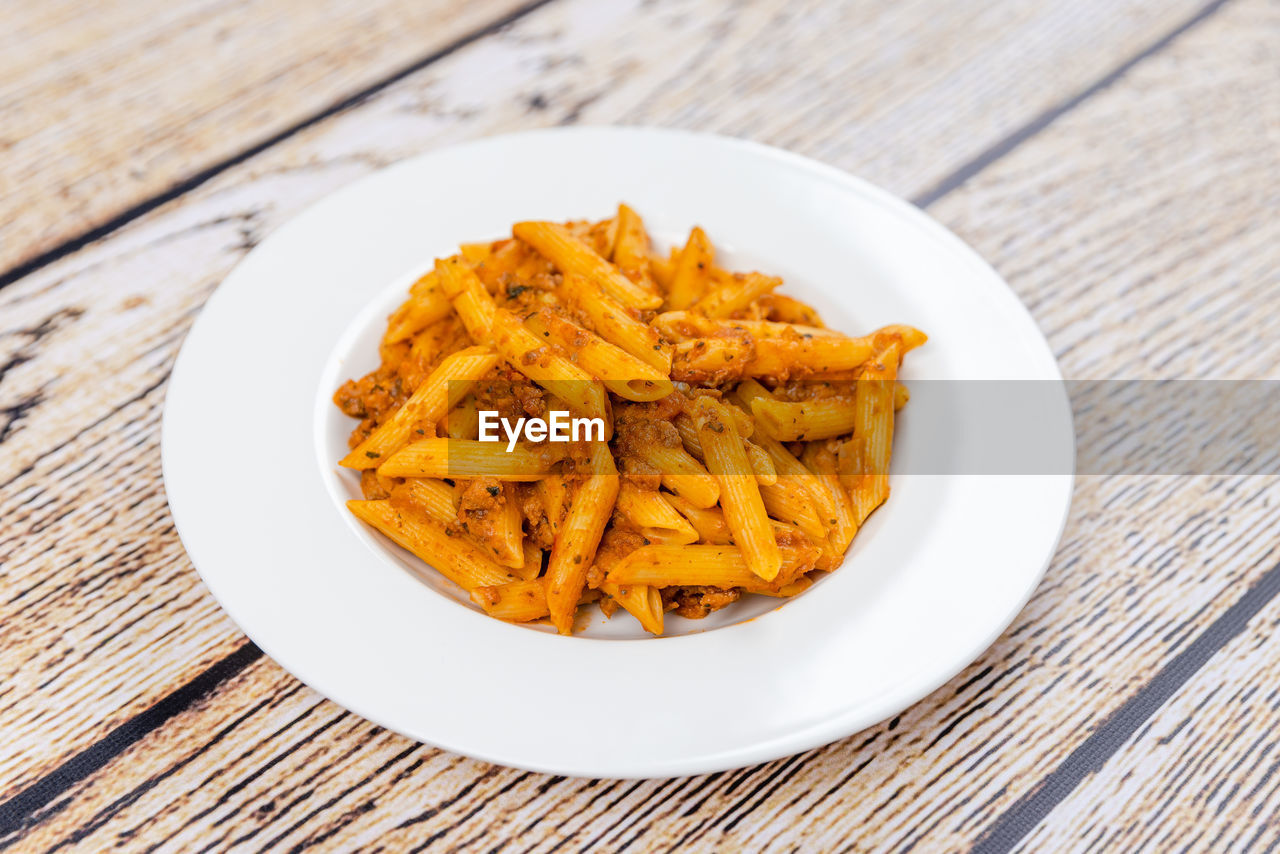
[{"x1": 163, "y1": 127, "x2": 1072, "y2": 778}]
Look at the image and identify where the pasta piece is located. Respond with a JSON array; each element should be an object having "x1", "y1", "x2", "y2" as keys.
[
  {"x1": 442, "y1": 393, "x2": 481, "y2": 440},
  {"x1": 673, "y1": 413, "x2": 774, "y2": 483},
  {"x1": 391, "y1": 478, "x2": 532, "y2": 573},
  {"x1": 894, "y1": 381, "x2": 910, "y2": 411},
  {"x1": 516, "y1": 539, "x2": 544, "y2": 581},
  {"x1": 378, "y1": 438, "x2": 565, "y2": 480},
  {"x1": 347, "y1": 499, "x2": 516, "y2": 589},
  {"x1": 436, "y1": 256, "x2": 497, "y2": 340},
  {"x1": 599, "y1": 581, "x2": 664, "y2": 635},
  {"x1": 534, "y1": 475, "x2": 569, "y2": 540},
  {"x1": 693, "y1": 397, "x2": 781, "y2": 581},
  {"x1": 605, "y1": 542, "x2": 819, "y2": 593},
  {"x1": 390, "y1": 478, "x2": 457, "y2": 525},
  {"x1": 490, "y1": 309, "x2": 609, "y2": 421},
  {"x1": 637, "y1": 445, "x2": 720, "y2": 508},
  {"x1": 666, "y1": 493, "x2": 734, "y2": 544},
  {"x1": 615, "y1": 483, "x2": 700, "y2": 545},
  {"x1": 611, "y1": 203, "x2": 654, "y2": 279},
  {"x1": 651, "y1": 244, "x2": 680, "y2": 287},
  {"x1": 751, "y1": 433, "x2": 841, "y2": 536},
  {"x1": 665, "y1": 227, "x2": 714, "y2": 310},
  {"x1": 653, "y1": 313, "x2": 846, "y2": 342},
  {"x1": 523, "y1": 309, "x2": 674, "y2": 402},
  {"x1": 760, "y1": 293, "x2": 825, "y2": 326},
  {"x1": 341, "y1": 346, "x2": 498, "y2": 468},
  {"x1": 490, "y1": 482, "x2": 526, "y2": 569},
  {"x1": 759, "y1": 480, "x2": 828, "y2": 543},
  {"x1": 384, "y1": 271, "x2": 453, "y2": 343},
  {"x1": 749, "y1": 396, "x2": 859, "y2": 442},
  {"x1": 693, "y1": 272, "x2": 781, "y2": 318},
  {"x1": 556, "y1": 274, "x2": 672, "y2": 373},
  {"x1": 470, "y1": 579, "x2": 549, "y2": 622},
  {"x1": 847, "y1": 340, "x2": 902, "y2": 526},
  {"x1": 801, "y1": 443, "x2": 859, "y2": 553},
  {"x1": 514, "y1": 221, "x2": 662, "y2": 310},
  {"x1": 545, "y1": 443, "x2": 620, "y2": 634}
]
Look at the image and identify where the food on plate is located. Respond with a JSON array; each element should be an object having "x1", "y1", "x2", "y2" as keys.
[{"x1": 334, "y1": 204, "x2": 925, "y2": 635}]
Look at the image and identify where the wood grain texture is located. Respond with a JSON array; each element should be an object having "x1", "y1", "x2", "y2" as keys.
[
  {"x1": 0, "y1": 0, "x2": 534, "y2": 274},
  {"x1": 1012, "y1": 584, "x2": 1280, "y2": 852},
  {"x1": 2, "y1": 0, "x2": 1277, "y2": 848}
]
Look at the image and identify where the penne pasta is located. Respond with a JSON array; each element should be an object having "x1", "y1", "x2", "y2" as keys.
[
  {"x1": 341, "y1": 346, "x2": 498, "y2": 468},
  {"x1": 523, "y1": 308, "x2": 675, "y2": 402},
  {"x1": 637, "y1": 445, "x2": 721, "y2": 508},
  {"x1": 665, "y1": 227, "x2": 714, "y2": 310},
  {"x1": 347, "y1": 499, "x2": 516, "y2": 589},
  {"x1": 556, "y1": 273, "x2": 672, "y2": 373},
  {"x1": 693, "y1": 396, "x2": 781, "y2": 581},
  {"x1": 378, "y1": 438, "x2": 565, "y2": 480},
  {"x1": 436, "y1": 255, "x2": 497, "y2": 340},
  {"x1": 847, "y1": 339, "x2": 902, "y2": 526},
  {"x1": 693, "y1": 271, "x2": 781, "y2": 318},
  {"x1": 605, "y1": 542, "x2": 819, "y2": 593},
  {"x1": 544, "y1": 443, "x2": 619, "y2": 634},
  {"x1": 470, "y1": 579, "x2": 550, "y2": 622},
  {"x1": 599, "y1": 581, "x2": 664, "y2": 635},
  {"x1": 615, "y1": 482, "x2": 700, "y2": 544},
  {"x1": 514, "y1": 221, "x2": 663, "y2": 310},
  {"x1": 489, "y1": 308, "x2": 609, "y2": 420}
]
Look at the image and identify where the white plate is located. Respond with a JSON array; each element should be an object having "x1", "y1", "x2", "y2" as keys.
[{"x1": 163, "y1": 127, "x2": 1072, "y2": 778}]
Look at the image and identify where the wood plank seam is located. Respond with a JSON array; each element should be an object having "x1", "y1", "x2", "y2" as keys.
[
  {"x1": 910, "y1": 0, "x2": 1235, "y2": 208},
  {"x1": 0, "y1": 0, "x2": 562, "y2": 294},
  {"x1": 0, "y1": 644, "x2": 263, "y2": 840},
  {"x1": 971, "y1": 557, "x2": 1280, "y2": 854},
  {"x1": 0, "y1": 0, "x2": 1251, "y2": 844}
]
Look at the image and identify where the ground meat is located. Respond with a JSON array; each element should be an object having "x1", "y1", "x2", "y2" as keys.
[
  {"x1": 662, "y1": 586, "x2": 742, "y2": 619},
  {"x1": 473, "y1": 367, "x2": 547, "y2": 422},
  {"x1": 359, "y1": 469, "x2": 393, "y2": 500},
  {"x1": 517, "y1": 483, "x2": 557, "y2": 551},
  {"x1": 590, "y1": 528, "x2": 650, "y2": 589},
  {"x1": 457, "y1": 477, "x2": 506, "y2": 551}
]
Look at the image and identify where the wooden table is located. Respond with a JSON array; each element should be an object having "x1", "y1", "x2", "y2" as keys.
[{"x1": 2, "y1": 0, "x2": 1277, "y2": 849}]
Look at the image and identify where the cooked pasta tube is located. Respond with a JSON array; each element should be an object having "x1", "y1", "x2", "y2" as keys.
[
  {"x1": 599, "y1": 580, "x2": 664, "y2": 635},
  {"x1": 615, "y1": 482, "x2": 700, "y2": 545},
  {"x1": 673, "y1": 413, "x2": 773, "y2": 483},
  {"x1": 347, "y1": 499, "x2": 516, "y2": 589},
  {"x1": 489, "y1": 309, "x2": 609, "y2": 420},
  {"x1": 341, "y1": 346, "x2": 498, "y2": 468},
  {"x1": 523, "y1": 309, "x2": 674, "y2": 402},
  {"x1": 545, "y1": 443, "x2": 620, "y2": 634},
  {"x1": 470, "y1": 579, "x2": 549, "y2": 622},
  {"x1": 436, "y1": 256, "x2": 497, "y2": 340},
  {"x1": 514, "y1": 220, "x2": 662, "y2": 310},
  {"x1": 378, "y1": 438, "x2": 565, "y2": 480},
  {"x1": 384, "y1": 271, "x2": 453, "y2": 343},
  {"x1": 801, "y1": 443, "x2": 859, "y2": 553},
  {"x1": 605, "y1": 542, "x2": 819, "y2": 593},
  {"x1": 692, "y1": 271, "x2": 781, "y2": 318},
  {"x1": 637, "y1": 445, "x2": 720, "y2": 508},
  {"x1": 665, "y1": 226, "x2": 714, "y2": 310},
  {"x1": 848, "y1": 339, "x2": 902, "y2": 526},
  {"x1": 693, "y1": 396, "x2": 781, "y2": 581},
  {"x1": 556, "y1": 274, "x2": 672, "y2": 373}
]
